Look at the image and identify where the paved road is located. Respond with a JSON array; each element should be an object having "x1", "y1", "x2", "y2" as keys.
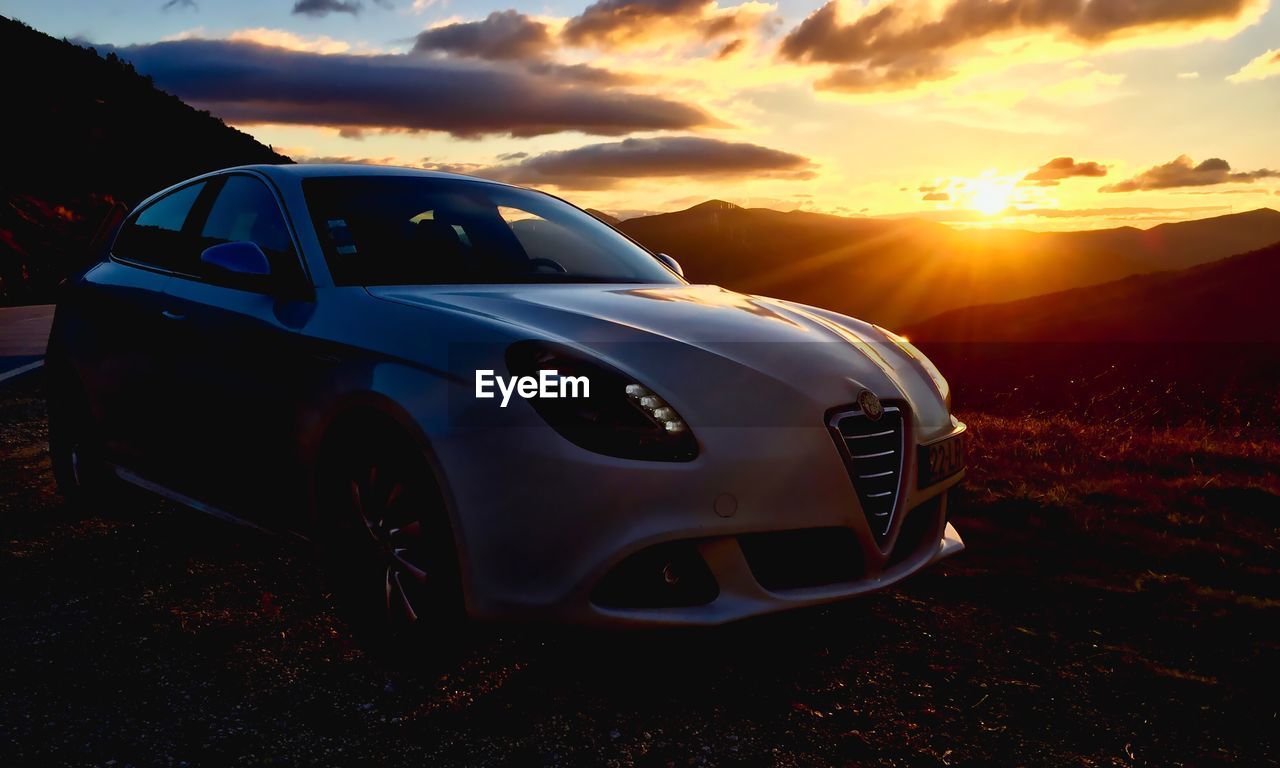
[{"x1": 0, "y1": 304, "x2": 54, "y2": 383}]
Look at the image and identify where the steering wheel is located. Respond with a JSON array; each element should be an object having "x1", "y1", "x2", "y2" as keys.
[{"x1": 527, "y1": 257, "x2": 568, "y2": 274}]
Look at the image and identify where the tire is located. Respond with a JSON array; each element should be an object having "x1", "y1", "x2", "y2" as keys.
[
  {"x1": 314, "y1": 421, "x2": 465, "y2": 659},
  {"x1": 47, "y1": 369, "x2": 115, "y2": 508}
]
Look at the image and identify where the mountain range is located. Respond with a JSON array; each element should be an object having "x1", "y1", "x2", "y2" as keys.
[
  {"x1": 615, "y1": 201, "x2": 1280, "y2": 329},
  {"x1": 904, "y1": 241, "x2": 1280, "y2": 343}
]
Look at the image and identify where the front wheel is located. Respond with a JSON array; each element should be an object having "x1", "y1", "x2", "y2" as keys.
[{"x1": 315, "y1": 425, "x2": 464, "y2": 656}]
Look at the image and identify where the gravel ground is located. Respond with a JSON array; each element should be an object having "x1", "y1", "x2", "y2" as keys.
[{"x1": 1, "y1": 374, "x2": 1277, "y2": 767}]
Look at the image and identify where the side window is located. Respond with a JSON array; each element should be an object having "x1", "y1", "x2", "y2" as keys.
[
  {"x1": 111, "y1": 182, "x2": 206, "y2": 271},
  {"x1": 198, "y1": 175, "x2": 299, "y2": 285}
]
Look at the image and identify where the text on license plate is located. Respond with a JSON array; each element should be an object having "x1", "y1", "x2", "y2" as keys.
[{"x1": 918, "y1": 432, "x2": 965, "y2": 488}]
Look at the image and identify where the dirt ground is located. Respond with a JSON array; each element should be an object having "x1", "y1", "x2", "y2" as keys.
[{"x1": 1, "y1": 372, "x2": 1277, "y2": 767}]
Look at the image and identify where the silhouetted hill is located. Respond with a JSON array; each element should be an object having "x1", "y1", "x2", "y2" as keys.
[
  {"x1": 584, "y1": 209, "x2": 622, "y2": 226},
  {"x1": 904, "y1": 241, "x2": 1280, "y2": 343},
  {"x1": 0, "y1": 15, "x2": 290, "y2": 304},
  {"x1": 618, "y1": 203, "x2": 1280, "y2": 328}
]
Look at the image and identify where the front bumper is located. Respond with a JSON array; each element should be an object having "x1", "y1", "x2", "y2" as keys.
[
  {"x1": 440, "y1": 412, "x2": 967, "y2": 626},
  {"x1": 590, "y1": 494, "x2": 964, "y2": 627}
]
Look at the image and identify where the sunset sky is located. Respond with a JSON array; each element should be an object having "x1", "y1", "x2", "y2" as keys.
[{"x1": 5, "y1": 0, "x2": 1279, "y2": 229}]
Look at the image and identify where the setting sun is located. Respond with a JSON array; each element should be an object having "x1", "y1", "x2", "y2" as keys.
[{"x1": 968, "y1": 179, "x2": 1016, "y2": 216}]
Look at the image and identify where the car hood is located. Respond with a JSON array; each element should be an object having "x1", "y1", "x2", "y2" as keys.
[{"x1": 367, "y1": 283, "x2": 949, "y2": 430}]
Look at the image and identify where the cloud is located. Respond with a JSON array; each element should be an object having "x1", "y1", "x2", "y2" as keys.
[
  {"x1": 226, "y1": 28, "x2": 353, "y2": 53},
  {"x1": 100, "y1": 37, "x2": 715, "y2": 138},
  {"x1": 922, "y1": 191, "x2": 950, "y2": 201},
  {"x1": 161, "y1": 0, "x2": 197, "y2": 10},
  {"x1": 716, "y1": 38, "x2": 746, "y2": 58},
  {"x1": 523, "y1": 61, "x2": 640, "y2": 86},
  {"x1": 294, "y1": 155, "x2": 401, "y2": 165},
  {"x1": 1101, "y1": 155, "x2": 1280, "y2": 192},
  {"x1": 1177, "y1": 71, "x2": 1200, "y2": 79},
  {"x1": 563, "y1": 0, "x2": 773, "y2": 50},
  {"x1": 1227, "y1": 47, "x2": 1280, "y2": 82},
  {"x1": 817, "y1": 54, "x2": 953, "y2": 93},
  {"x1": 468, "y1": 136, "x2": 816, "y2": 190},
  {"x1": 292, "y1": 0, "x2": 362, "y2": 17},
  {"x1": 781, "y1": 0, "x2": 1265, "y2": 92},
  {"x1": 1021, "y1": 157, "x2": 1107, "y2": 186},
  {"x1": 413, "y1": 10, "x2": 553, "y2": 60}
]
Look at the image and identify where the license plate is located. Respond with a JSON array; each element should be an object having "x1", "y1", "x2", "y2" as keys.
[{"x1": 918, "y1": 432, "x2": 965, "y2": 487}]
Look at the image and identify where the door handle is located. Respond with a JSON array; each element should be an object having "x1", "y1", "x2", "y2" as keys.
[{"x1": 160, "y1": 309, "x2": 186, "y2": 321}]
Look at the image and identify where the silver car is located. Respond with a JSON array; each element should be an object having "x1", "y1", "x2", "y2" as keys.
[{"x1": 46, "y1": 164, "x2": 965, "y2": 634}]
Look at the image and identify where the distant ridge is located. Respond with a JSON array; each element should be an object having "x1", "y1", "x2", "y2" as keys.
[
  {"x1": 617, "y1": 202, "x2": 1280, "y2": 327},
  {"x1": 904, "y1": 240, "x2": 1280, "y2": 343},
  {"x1": 0, "y1": 15, "x2": 290, "y2": 304},
  {"x1": 584, "y1": 209, "x2": 622, "y2": 227}
]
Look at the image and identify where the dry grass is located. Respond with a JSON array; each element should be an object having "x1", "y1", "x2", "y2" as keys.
[{"x1": 1, "y1": 370, "x2": 1278, "y2": 766}]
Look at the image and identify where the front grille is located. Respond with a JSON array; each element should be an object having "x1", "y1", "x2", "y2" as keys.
[{"x1": 829, "y1": 405, "x2": 905, "y2": 542}]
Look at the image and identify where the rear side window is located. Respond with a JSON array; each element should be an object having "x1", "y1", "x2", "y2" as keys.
[
  {"x1": 111, "y1": 182, "x2": 206, "y2": 271},
  {"x1": 199, "y1": 176, "x2": 296, "y2": 268}
]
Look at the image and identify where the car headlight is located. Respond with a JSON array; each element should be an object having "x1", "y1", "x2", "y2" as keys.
[
  {"x1": 506, "y1": 341, "x2": 698, "y2": 462},
  {"x1": 875, "y1": 326, "x2": 951, "y2": 410}
]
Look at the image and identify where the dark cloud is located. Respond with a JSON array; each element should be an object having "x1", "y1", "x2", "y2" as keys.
[
  {"x1": 563, "y1": 0, "x2": 761, "y2": 48},
  {"x1": 292, "y1": 0, "x2": 362, "y2": 17},
  {"x1": 471, "y1": 136, "x2": 816, "y2": 190},
  {"x1": 922, "y1": 191, "x2": 950, "y2": 201},
  {"x1": 1177, "y1": 188, "x2": 1274, "y2": 195},
  {"x1": 496, "y1": 151, "x2": 529, "y2": 161},
  {"x1": 1022, "y1": 157, "x2": 1107, "y2": 186},
  {"x1": 100, "y1": 38, "x2": 714, "y2": 138},
  {"x1": 781, "y1": 0, "x2": 1259, "y2": 91},
  {"x1": 413, "y1": 10, "x2": 552, "y2": 60},
  {"x1": 819, "y1": 54, "x2": 953, "y2": 93},
  {"x1": 161, "y1": 0, "x2": 197, "y2": 11},
  {"x1": 1101, "y1": 155, "x2": 1280, "y2": 192},
  {"x1": 918, "y1": 185, "x2": 939, "y2": 192},
  {"x1": 716, "y1": 38, "x2": 745, "y2": 59},
  {"x1": 524, "y1": 61, "x2": 639, "y2": 86}
]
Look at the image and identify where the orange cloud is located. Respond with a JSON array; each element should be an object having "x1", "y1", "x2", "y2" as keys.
[
  {"x1": 781, "y1": 0, "x2": 1267, "y2": 92},
  {"x1": 563, "y1": 0, "x2": 775, "y2": 51}
]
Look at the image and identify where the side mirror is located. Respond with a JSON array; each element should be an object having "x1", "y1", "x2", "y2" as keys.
[
  {"x1": 657, "y1": 252, "x2": 684, "y2": 278},
  {"x1": 201, "y1": 241, "x2": 272, "y2": 278}
]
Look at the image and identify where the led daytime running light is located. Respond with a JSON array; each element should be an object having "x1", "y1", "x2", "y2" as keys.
[{"x1": 625, "y1": 384, "x2": 688, "y2": 434}]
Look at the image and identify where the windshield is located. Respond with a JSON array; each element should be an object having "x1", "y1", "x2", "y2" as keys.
[{"x1": 303, "y1": 176, "x2": 681, "y2": 287}]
